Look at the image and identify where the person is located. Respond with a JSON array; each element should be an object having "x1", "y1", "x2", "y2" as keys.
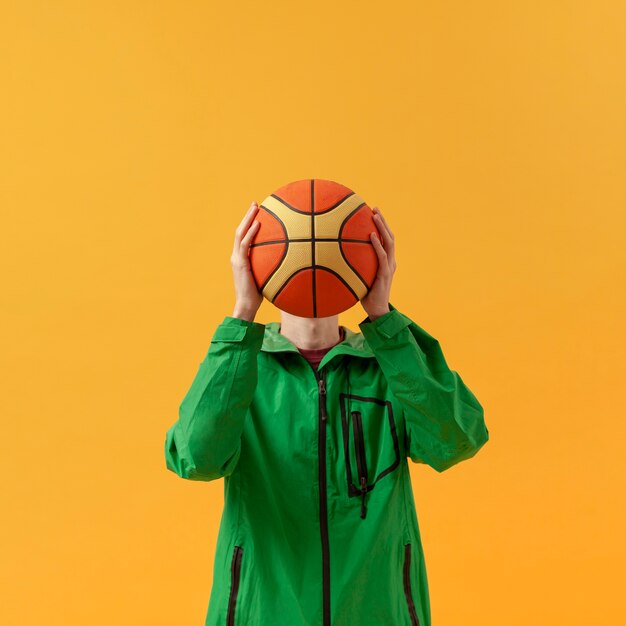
[{"x1": 164, "y1": 201, "x2": 490, "y2": 626}]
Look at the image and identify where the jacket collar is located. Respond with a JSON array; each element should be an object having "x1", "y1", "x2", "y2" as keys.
[{"x1": 260, "y1": 321, "x2": 375, "y2": 363}]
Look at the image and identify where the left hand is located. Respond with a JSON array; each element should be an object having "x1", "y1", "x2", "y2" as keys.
[{"x1": 360, "y1": 206, "x2": 396, "y2": 321}]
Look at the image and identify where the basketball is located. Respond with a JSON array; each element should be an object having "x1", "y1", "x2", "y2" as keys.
[{"x1": 249, "y1": 178, "x2": 381, "y2": 317}]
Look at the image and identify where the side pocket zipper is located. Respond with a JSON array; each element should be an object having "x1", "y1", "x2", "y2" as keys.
[
  {"x1": 352, "y1": 410, "x2": 369, "y2": 519},
  {"x1": 226, "y1": 545, "x2": 243, "y2": 626},
  {"x1": 403, "y1": 543, "x2": 420, "y2": 626}
]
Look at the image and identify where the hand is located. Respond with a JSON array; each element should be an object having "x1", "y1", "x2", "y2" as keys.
[
  {"x1": 360, "y1": 206, "x2": 396, "y2": 321},
  {"x1": 231, "y1": 201, "x2": 263, "y2": 321}
]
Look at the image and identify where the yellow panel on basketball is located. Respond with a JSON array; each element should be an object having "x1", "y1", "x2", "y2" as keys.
[
  {"x1": 249, "y1": 242, "x2": 287, "y2": 290},
  {"x1": 262, "y1": 241, "x2": 312, "y2": 301},
  {"x1": 314, "y1": 241, "x2": 368, "y2": 299},
  {"x1": 273, "y1": 269, "x2": 315, "y2": 317},
  {"x1": 250, "y1": 179, "x2": 380, "y2": 317},
  {"x1": 314, "y1": 194, "x2": 365, "y2": 238},
  {"x1": 261, "y1": 195, "x2": 311, "y2": 239}
]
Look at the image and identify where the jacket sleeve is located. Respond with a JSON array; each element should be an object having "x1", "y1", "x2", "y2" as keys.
[
  {"x1": 359, "y1": 302, "x2": 489, "y2": 473},
  {"x1": 164, "y1": 315, "x2": 265, "y2": 482}
]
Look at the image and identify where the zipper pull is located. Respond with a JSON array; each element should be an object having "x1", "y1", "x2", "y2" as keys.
[
  {"x1": 318, "y1": 377, "x2": 327, "y2": 421},
  {"x1": 359, "y1": 476, "x2": 367, "y2": 519}
]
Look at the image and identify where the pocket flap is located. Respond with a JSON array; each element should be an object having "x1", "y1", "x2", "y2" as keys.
[{"x1": 211, "y1": 325, "x2": 247, "y2": 343}]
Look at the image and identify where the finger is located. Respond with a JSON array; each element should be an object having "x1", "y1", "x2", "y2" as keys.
[
  {"x1": 373, "y1": 210, "x2": 394, "y2": 242},
  {"x1": 372, "y1": 210, "x2": 396, "y2": 271},
  {"x1": 370, "y1": 231, "x2": 389, "y2": 269},
  {"x1": 372, "y1": 212, "x2": 394, "y2": 251},
  {"x1": 235, "y1": 202, "x2": 259, "y2": 242},
  {"x1": 372, "y1": 206, "x2": 394, "y2": 240},
  {"x1": 237, "y1": 202, "x2": 258, "y2": 232},
  {"x1": 240, "y1": 219, "x2": 261, "y2": 249}
]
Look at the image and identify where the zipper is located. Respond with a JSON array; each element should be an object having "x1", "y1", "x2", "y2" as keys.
[
  {"x1": 316, "y1": 368, "x2": 331, "y2": 626},
  {"x1": 319, "y1": 374, "x2": 328, "y2": 422},
  {"x1": 351, "y1": 410, "x2": 369, "y2": 519},
  {"x1": 226, "y1": 545, "x2": 243, "y2": 626},
  {"x1": 403, "y1": 543, "x2": 420, "y2": 626}
]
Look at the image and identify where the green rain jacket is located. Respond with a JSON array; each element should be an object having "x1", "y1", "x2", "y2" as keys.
[{"x1": 164, "y1": 303, "x2": 489, "y2": 626}]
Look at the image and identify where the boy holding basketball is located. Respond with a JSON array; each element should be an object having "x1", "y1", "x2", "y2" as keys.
[{"x1": 165, "y1": 200, "x2": 489, "y2": 626}]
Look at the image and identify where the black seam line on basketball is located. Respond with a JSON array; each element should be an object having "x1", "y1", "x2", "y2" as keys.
[
  {"x1": 256, "y1": 205, "x2": 289, "y2": 293},
  {"x1": 259, "y1": 238, "x2": 290, "y2": 293},
  {"x1": 311, "y1": 179, "x2": 316, "y2": 318},
  {"x1": 269, "y1": 190, "x2": 355, "y2": 216},
  {"x1": 338, "y1": 201, "x2": 367, "y2": 239},
  {"x1": 258, "y1": 204, "x2": 289, "y2": 240},
  {"x1": 264, "y1": 186, "x2": 365, "y2": 311},
  {"x1": 316, "y1": 190, "x2": 355, "y2": 214},
  {"x1": 339, "y1": 238, "x2": 370, "y2": 291},
  {"x1": 270, "y1": 264, "x2": 360, "y2": 306},
  {"x1": 250, "y1": 238, "x2": 373, "y2": 247},
  {"x1": 337, "y1": 201, "x2": 371, "y2": 290}
]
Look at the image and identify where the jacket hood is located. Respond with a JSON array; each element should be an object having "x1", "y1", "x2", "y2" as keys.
[{"x1": 260, "y1": 321, "x2": 375, "y2": 361}]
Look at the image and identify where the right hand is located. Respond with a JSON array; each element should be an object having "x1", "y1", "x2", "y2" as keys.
[{"x1": 231, "y1": 201, "x2": 263, "y2": 321}]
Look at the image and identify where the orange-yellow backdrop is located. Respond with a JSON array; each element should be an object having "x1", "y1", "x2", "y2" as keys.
[{"x1": 1, "y1": 1, "x2": 624, "y2": 625}]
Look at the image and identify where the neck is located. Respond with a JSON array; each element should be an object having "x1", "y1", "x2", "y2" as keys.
[{"x1": 279, "y1": 311, "x2": 341, "y2": 350}]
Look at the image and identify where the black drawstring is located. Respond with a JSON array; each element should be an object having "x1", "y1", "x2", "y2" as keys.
[
  {"x1": 359, "y1": 476, "x2": 367, "y2": 519},
  {"x1": 343, "y1": 359, "x2": 351, "y2": 412}
]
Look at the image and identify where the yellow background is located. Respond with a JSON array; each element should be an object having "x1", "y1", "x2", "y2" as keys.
[{"x1": 2, "y1": 1, "x2": 624, "y2": 625}]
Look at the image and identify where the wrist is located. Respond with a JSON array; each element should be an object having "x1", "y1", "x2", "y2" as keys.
[
  {"x1": 363, "y1": 305, "x2": 390, "y2": 322},
  {"x1": 232, "y1": 304, "x2": 258, "y2": 322}
]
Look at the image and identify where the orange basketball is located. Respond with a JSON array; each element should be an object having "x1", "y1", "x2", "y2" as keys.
[{"x1": 249, "y1": 178, "x2": 381, "y2": 317}]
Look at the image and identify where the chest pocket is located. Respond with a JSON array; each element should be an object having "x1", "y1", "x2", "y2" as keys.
[{"x1": 339, "y1": 392, "x2": 401, "y2": 519}]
